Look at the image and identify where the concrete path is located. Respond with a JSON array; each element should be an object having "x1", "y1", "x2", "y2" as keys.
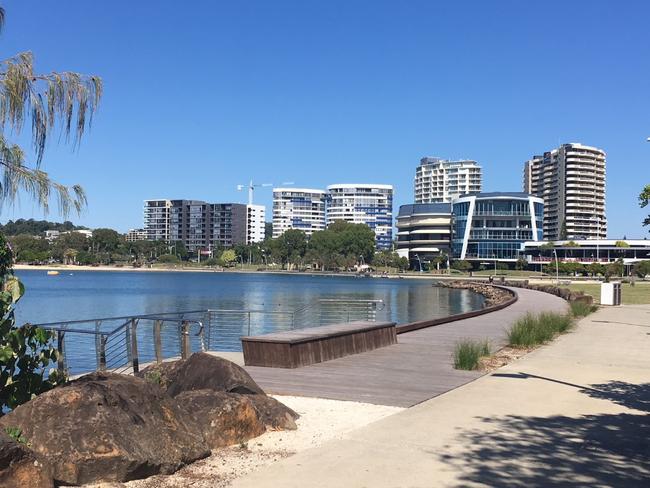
[
  {"x1": 244, "y1": 287, "x2": 567, "y2": 407},
  {"x1": 232, "y1": 304, "x2": 650, "y2": 487}
]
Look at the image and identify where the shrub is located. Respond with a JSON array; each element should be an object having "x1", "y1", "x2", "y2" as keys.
[
  {"x1": 570, "y1": 301, "x2": 598, "y2": 318},
  {"x1": 157, "y1": 254, "x2": 180, "y2": 264},
  {"x1": 453, "y1": 339, "x2": 490, "y2": 370},
  {"x1": 508, "y1": 312, "x2": 573, "y2": 347}
]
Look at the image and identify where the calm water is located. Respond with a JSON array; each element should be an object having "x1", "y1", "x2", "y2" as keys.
[{"x1": 14, "y1": 270, "x2": 484, "y2": 373}]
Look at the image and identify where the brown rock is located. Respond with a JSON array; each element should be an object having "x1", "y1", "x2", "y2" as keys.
[
  {"x1": 176, "y1": 390, "x2": 266, "y2": 448},
  {"x1": 141, "y1": 352, "x2": 264, "y2": 397},
  {"x1": 247, "y1": 394, "x2": 299, "y2": 431},
  {"x1": 0, "y1": 372, "x2": 209, "y2": 485},
  {"x1": 0, "y1": 431, "x2": 53, "y2": 488}
]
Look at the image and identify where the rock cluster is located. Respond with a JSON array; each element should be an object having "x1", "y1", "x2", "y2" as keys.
[
  {"x1": 0, "y1": 353, "x2": 298, "y2": 485},
  {"x1": 441, "y1": 281, "x2": 515, "y2": 307}
]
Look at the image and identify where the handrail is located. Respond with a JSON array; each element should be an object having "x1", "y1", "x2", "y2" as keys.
[{"x1": 28, "y1": 298, "x2": 387, "y2": 376}]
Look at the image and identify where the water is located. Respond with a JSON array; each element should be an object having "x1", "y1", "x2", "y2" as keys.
[{"x1": 14, "y1": 270, "x2": 484, "y2": 374}]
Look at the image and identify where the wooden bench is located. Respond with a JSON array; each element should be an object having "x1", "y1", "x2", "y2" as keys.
[{"x1": 241, "y1": 321, "x2": 397, "y2": 368}]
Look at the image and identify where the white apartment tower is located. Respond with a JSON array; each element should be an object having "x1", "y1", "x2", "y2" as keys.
[
  {"x1": 523, "y1": 143, "x2": 606, "y2": 240},
  {"x1": 144, "y1": 199, "x2": 172, "y2": 241},
  {"x1": 414, "y1": 158, "x2": 482, "y2": 203},
  {"x1": 326, "y1": 184, "x2": 394, "y2": 250},
  {"x1": 272, "y1": 188, "x2": 327, "y2": 238},
  {"x1": 246, "y1": 204, "x2": 266, "y2": 244}
]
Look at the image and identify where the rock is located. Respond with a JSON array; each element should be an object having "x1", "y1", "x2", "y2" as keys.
[
  {"x1": 176, "y1": 390, "x2": 266, "y2": 448},
  {"x1": 247, "y1": 394, "x2": 299, "y2": 431},
  {"x1": 0, "y1": 372, "x2": 209, "y2": 485},
  {"x1": 0, "y1": 431, "x2": 53, "y2": 488},
  {"x1": 141, "y1": 352, "x2": 265, "y2": 397}
]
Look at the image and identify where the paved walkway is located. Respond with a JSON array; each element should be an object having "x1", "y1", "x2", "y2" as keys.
[
  {"x1": 244, "y1": 287, "x2": 568, "y2": 407},
  {"x1": 233, "y1": 304, "x2": 650, "y2": 487}
]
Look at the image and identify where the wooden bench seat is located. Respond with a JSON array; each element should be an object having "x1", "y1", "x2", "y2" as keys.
[{"x1": 241, "y1": 321, "x2": 397, "y2": 368}]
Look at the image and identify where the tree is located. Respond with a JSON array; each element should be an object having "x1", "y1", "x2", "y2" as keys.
[
  {"x1": 10, "y1": 234, "x2": 49, "y2": 262},
  {"x1": 639, "y1": 184, "x2": 650, "y2": 230},
  {"x1": 633, "y1": 260, "x2": 650, "y2": 278},
  {"x1": 515, "y1": 257, "x2": 527, "y2": 271},
  {"x1": 451, "y1": 260, "x2": 472, "y2": 272},
  {"x1": 0, "y1": 7, "x2": 102, "y2": 413},
  {"x1": 219, "y1": 249, "x2": 237, "y2": 267},
  {"x1": 158, "y1": 254, "x2": 180, "y2": 264},
  {"x1": 274, "y1": 229, "x2": 307, "y2": 269}
]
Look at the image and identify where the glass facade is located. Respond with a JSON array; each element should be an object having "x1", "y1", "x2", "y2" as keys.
[{"x1": 452, "y1": 194, "x2": 544, "y2": 260}]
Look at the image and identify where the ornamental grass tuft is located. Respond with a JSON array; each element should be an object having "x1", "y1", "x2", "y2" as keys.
[
  {"x1": 453, "y1": 339, "x2": 490, "y2": 370},
  {"x1": 569, "y1": 300, "x2": 598, "y2": 318},
  {"x1": 507, "y1": 312, "x2": 573, "y2": 348}
]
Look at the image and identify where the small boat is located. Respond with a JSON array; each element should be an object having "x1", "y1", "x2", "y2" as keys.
[{"x1": 46, "y1": 270, "x2": 60, "y2": 276}]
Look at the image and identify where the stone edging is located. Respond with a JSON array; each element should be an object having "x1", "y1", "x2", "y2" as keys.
[{"x1": 395, "y1": 283, "x2": 518, "y2": 335}]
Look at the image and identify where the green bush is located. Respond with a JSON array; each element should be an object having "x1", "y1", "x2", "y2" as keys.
[
  {"x1": 570, "y1": 301, "x2": 598, "y2": 318},
  {"x1": 508, "y1": 312, "x2": 573, "y2": 347},
  {"x1": 157, "y1": 254, "x2": 180, "y2": 264},
  {"x1": 453, "y1": 339, "x2": 490, "y2": 370}
]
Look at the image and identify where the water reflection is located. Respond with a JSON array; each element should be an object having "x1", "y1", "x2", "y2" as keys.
[{"x1": 15, "y1": 271, "x2": 484, "y2": 373}]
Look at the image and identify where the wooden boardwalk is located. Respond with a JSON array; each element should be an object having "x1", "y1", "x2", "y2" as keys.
[{"x1": 245, "y1": 287, "x2": 568, "y2": 407}]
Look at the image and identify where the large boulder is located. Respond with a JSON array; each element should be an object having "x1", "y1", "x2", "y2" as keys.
[
  {"x1": 141, "y1": 352, "x2": 264, "y2": 396},
  {"x1": 142, "y1": 353, "x2": 299, "y2": 434},
  {"x1": 0, "y1": 431, "x2": 53, "y2": 488},
  {"x1": 0, "y1": 372, "x2": 209, "y2": 485},
  {"x1": 176, "y1": 390, "x2": 266, "y2": 448}
]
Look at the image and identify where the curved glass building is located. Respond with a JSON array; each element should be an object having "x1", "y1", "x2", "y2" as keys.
[{"x1": 452, "y1": 192, "x2": 544, "y2": 261}]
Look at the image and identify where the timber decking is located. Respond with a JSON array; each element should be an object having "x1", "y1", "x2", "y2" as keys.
[
  {"x1": 242, "y1": 321, "x2": 397, "y2": 368},
  {"x1": 245, "y1": 287, "x2": 568, "y2": 407}
]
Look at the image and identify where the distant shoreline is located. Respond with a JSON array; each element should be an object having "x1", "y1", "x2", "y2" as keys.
[{"x1": 12, "y1": 263, "x2": 448, "y2": 280}]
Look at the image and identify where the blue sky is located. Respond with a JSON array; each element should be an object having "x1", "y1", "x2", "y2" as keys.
[{"x1": 1, "y1": 0, "x2": 648, "y2": 237}]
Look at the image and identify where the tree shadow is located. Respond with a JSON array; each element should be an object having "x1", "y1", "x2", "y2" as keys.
[
  {"x1": 440, "y1": 380, "x2": 650, "y2": 486},
  {"x1": 580, "y1": 381, "x2": 650, "y2": 413},
  {"x1": 440, "y1": 412, "x2": 650, "y2": 487}
]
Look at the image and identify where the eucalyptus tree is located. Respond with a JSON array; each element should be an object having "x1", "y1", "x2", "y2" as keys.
[{"x1": 0, "y1": 6, "x2": 103, "y2": 412}]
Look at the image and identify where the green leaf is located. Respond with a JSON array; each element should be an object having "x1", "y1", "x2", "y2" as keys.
[
  {"x1": 0, "y1": 345, "x2": 15, "y2": 362},
  {"x1": 2, "y1": 276, "x2": 24, "y2": 304}
]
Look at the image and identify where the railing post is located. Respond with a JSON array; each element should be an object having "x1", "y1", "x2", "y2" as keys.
[
  {"x1": 130, "y1": 319, "x2": 139, "y2": 374},
  {"x1": 154, "y1": 319, "x2": 162, "y2": 363},
  {"x1": 56, "y1": 330, "x2": 66, "y2": 376},
  {"x1": 125, "y1": 322, "x2": 132, "y2": 368},
  {"x1": 94, "y1": 320, "x2": 102, "y2": 371},
  {"x1": 181, "y1": 320, "x2": 190, "y2": 359},
  {"x1": 247, "y1": 312, "x2": 251, "y2": 336},
  {"x1": 99, "y1": 335, "x2": 107, "y2": 371},
  {"x1": 203, "y1": 311, "x2": 211, "y2": 350}
]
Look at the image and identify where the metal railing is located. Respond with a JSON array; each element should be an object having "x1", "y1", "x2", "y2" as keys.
[{"x1": 30, "y1": 299, "x2": 386, "y2": 376}]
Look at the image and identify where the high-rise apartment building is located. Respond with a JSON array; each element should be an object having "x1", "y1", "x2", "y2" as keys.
[
  {"x1": 143, "y1": 200, "x2": 265, "y2": 252},
  {"x1": 414, "y1": 158, "x2": 482, "y2": 203},
  {"x1": 326, "y1": 184, "x2": 394, "y2": 250},
  {"x1": 272, "y1": 188, "x2": 327, "y2": 238},
  {"x1": 523, "y1": 143, "x2": 606, "y2": 240},
  {"x1": 144, "y1": 199, "x2": 173, "y2": 241},
  {"x1": 246, "y1": 204, "x2": 266, "y2": 244}
]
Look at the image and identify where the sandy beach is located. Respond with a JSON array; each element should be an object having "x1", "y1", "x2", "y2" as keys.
[{"x1": 83, "y1": 395, "x2": 402, "y2": 488}]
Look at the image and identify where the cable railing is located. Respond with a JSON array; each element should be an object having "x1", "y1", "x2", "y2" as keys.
[{"x1": 29, "y1": 299, "x2": 386, "y2": 376}]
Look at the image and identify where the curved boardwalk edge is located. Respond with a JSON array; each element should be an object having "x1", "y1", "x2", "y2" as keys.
[
  {"x1": 396, "y1": 284, "x2": 518, "y2": 335},
  {"x1": 245, "y1": 287, "x2": 568, "y2": 407}
]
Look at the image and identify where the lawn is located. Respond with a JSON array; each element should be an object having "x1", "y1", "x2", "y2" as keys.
[{"x1": 567, "y1": 282, "x2": 650, "y2": 305}]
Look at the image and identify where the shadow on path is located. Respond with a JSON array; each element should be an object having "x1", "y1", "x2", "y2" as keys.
[{"x1": 440, "y1": 380, "x2": 650, "y2": 487}]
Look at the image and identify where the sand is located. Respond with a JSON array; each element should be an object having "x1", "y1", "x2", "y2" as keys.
[{"x1": 84, "y1": 395, "x2": 403, "y2": 488}]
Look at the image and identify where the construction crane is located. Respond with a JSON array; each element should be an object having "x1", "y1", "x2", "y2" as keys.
[{"x1": 237, "y1": 180, "x2": 295, "y2": 205}]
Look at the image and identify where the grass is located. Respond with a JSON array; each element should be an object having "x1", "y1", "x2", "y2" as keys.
[
  {"x1": 507, "y1": 312, "x2": 573, "y2": 348},
  {"x1": 566, "y1": 282, "x2": 650, "y2": 305},
  {"x1": 569, "y1": 300, "x2": 598, "y2": 317},
  {"x1": 453, "y1": 339, "x2": 491, "y2": 370},
  {"x1": 472, "y1": 270, "x2": 546, "y2": 277}
]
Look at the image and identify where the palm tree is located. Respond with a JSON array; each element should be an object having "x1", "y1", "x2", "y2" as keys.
[{"x1": 0, "y1": 7, "x2": 102, "y2": 215}]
